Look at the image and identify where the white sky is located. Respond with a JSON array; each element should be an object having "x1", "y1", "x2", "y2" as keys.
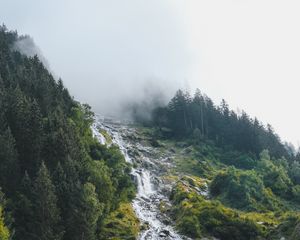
[{"x1": 1, "y1": 0, "x2": 300, "y2": 145}]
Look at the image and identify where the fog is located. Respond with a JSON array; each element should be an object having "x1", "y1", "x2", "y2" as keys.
[
  {"x1": 13, "y1": 36, "x2": 50, "y2": 70},
  {"x1": 2, "y1": 0, "x2": 300, "y2": 145},
  {"x1": 1, "y1": 0, "x2": 189, "y2": 118}
]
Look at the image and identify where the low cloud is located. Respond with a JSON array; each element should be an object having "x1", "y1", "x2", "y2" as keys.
[{"x1": 13, "y1": 35, "x2": 50, "y2": 70}]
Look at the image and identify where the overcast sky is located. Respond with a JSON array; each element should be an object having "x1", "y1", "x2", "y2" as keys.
[{"x1": 1, "y1": 0, "x2": 300, "y2": 146}]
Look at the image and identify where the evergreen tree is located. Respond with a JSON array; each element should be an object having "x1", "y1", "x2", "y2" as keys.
[
  {"x1": 66, "y1": 183, "x2": 102, "y2": 240},
  {"x1": 0, "y1": 127, "x2": 19, "y2": 195},
  {"x1": 31, "y1": 162, "x2": 63, "y2": 240},
  {"x1": 0, "y1": 26, "x2": 136, "y2": 240},
  {"x1": 151, "y1": 88, "x2": 290, "y2": 159},
  {"x1": 13, "y1": 172, "x2": 34, "y2": 240}
]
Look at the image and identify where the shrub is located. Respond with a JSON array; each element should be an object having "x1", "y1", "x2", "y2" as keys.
[{"x1": 210, "y1": 167, "x2": 280, "y2": 211}]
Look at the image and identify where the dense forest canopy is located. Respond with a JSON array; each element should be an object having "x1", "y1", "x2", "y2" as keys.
[
  {"x1": 0, "y1": 25, "x2": 136, "y2": 240},
  {"x1": 148, "y1": 88, "x2": 296, "y2": 160}
]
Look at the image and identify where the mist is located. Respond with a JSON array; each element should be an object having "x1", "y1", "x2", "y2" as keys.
[
  {"x1": 1, "y1": 0, "x2": 190, "y2": 118},
  {"x1": 2, "y1": 0, "x2": 300, "y2": 145},
  {"x1": 13, "y1": 36, "x2": 50, "y2": 70}
]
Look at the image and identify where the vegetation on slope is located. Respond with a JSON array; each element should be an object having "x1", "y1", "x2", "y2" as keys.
[
  {"x1": 149, "y1": 89, "x2": 294, "y2": 159},
  {"x1": 133, "y1": 89, "x2": 300, "y2": 239},
  {"x1": 0, "y1": 25, "x2": 138, "y2": 240}
]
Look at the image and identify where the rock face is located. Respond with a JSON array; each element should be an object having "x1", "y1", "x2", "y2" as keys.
[{"x1": 93, "y1": 116, "x2": 190, "y2": 240}]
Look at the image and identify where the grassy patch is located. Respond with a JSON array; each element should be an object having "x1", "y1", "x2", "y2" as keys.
[
  {"x1": 99, "y1": 129, "x2": 113, "y2": 145},
  {"x1": 100, "y1": 203, "x2": 140, "y2": 240},
  {"x1": 170, "y1": 182, "x2": 266, "y2": 240}
]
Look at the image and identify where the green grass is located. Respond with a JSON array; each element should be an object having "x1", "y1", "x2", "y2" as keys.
[
  {"x1": 99, "y1": 129, "x2": 113, "y2": 145},
  {"x1": 132, "y1": 126, "x2": 300, "y2": 239},
  {"x1": 100, "y1": 203, "x2": 140, "y2": 240}
]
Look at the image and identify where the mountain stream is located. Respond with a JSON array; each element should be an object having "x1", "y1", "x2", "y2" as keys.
[{"x1": 92, "y1": 116, "x2": 190, "y2": 240}]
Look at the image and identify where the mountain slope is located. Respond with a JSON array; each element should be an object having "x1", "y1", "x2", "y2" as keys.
[
  {"x1": 0, "y1": 25, "x2": 137, "y2": 240},
  {"x1": 129, "y1": 89, "x2": 300, "y2": 239}
]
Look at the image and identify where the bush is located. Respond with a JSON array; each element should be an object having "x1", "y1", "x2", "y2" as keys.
[
  {"x1": 256, "y1": 155, "x2": 292, "y2": 196},
  {"x1": 171, "y1": 182, "x2": 264, "y2": 240},
  {"x1": 221, "y1": 151, "x2": 256, "y2": 169},
  {"x1": 292, "y1": 185, "x2": 300, "y2": 201},
  {"x1": 210, "y1": 167, "x2": 280, "y2": 211}
]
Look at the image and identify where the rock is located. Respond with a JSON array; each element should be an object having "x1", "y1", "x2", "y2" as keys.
[
  {"x1": 159, "y1": 229, "x2": 170, "y2": 237},
  {"x1": 128, "y1": 148, "x2": 140, "y2": 158},
  {"x1": 169, "y1": 148, "x2": 176, "y2": 153},
  {"x1": 140, "y1": 221, "x2": 150, "y2": 231},
  {"x1": 162, "y1": 218, "x2": 171, "y2": 225},
  {"x1": 150, "y1": 138, "x2": 161, "y2": 147}
]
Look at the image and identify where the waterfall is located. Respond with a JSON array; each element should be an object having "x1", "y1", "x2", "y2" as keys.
[{"x1": 93, "y1": 116, "x2": 189, "y2": 240}]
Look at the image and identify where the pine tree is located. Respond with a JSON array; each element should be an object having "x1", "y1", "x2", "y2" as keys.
[
  {"x1": 31, "y1": 162, "x2": 63, "y2": 240},
  {"x1": 13, "y1": 172, "x2": 34, "y2": 240},
  {"x1": 66, "y1": 183, "x2": 102, "y2": 240},
  {"x1": 0, "y1": 127, "x2": 20, "y2": 195}
]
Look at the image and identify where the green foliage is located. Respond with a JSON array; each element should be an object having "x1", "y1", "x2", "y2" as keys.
[
  {"x1": 99, "y1": 203, "x2": 140, "y2": 240},
  {"x1": 221, "y1": 151, "x2": 256, "y2": 170},
  {"x1": 86, "y1": 160, "x2": 114, "y2": 212},
  {"x1": 210, "y1": 167, "x2": 280, "y2": 211},
  {"x1": 0, "y1": 207, "x2": 9, "y2": 240},
  {"x1": 99, "y1": 129, "x2": 112, "y2": 145},
  {"x1": 156, "y1": 131, "x2": 300, "y2": 239},
  {"x1": 31, "y1": 162, "x2": 63, "y2": 240},
  {"x1": 0, "y1": 26, "x2": 137, "y2": 240},
  {"x1": 289, "y1": 161, "x2": 300, "y2": 185},
  {"x1": 148, "y1": 89, "x2": 290, "y2": 159},
  {"x1": 13, "y1": 172, "x2": 34, "y2": 240},
  {"x1": 256, "y1": 151, "x2": 292, "y2": 196},
  {"x1": 268, "y1": 213, "x2": 300, "y2": 240},
  {"x1": 0, "y1": 127, "x2": 19, "y2": 194},
  {"x1": 171, "y1": 182, "x2": 265, "y2": 240},
  {"x1": 80, "y1": 182, "x2": 103, "y2": 240},
  {"x1": 292, "y1": 185, "x2": 300, "y2": 201}
]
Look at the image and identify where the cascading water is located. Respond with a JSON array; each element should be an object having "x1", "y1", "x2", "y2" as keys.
[{"x1": 93, "y1": 115, "x2": 190, "y2": 240}]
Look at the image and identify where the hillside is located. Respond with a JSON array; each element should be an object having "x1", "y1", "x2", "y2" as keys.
[
  {"x1": 0, "y1": 25, "x2": 138, "y2": 240},
  {"x1": 129, "y1": 89, "x2": 300, "y2": 239}
]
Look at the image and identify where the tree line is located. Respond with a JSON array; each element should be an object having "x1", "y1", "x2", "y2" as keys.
[{"x1": 150, "y1": 89, "x2": 294, "y2": 160}]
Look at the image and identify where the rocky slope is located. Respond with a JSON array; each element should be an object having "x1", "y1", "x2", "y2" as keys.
[{"x1": 92, "y1": 116, "x2": 195, "y2": 240}]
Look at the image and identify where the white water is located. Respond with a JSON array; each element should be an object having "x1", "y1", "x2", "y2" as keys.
[
  {"x1": 91, "y1": 121, "x2": 106, "y2": 145},
  {"x1": 93, "y1": 115, "x2": 189, "y2": 240}
]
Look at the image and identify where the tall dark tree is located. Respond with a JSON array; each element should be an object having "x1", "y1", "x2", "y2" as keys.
[
  {"x1": 65, "y1": 183, "x2": 102, "y2": 240},
  {"x1": 0, "y1": 128, "x2": 19, "y2": 195},
  {"x1": 151, "y1": 88, "x2": 290, "y2": 159},
  {"x1": 13, "y1": 172, "x2": 34, "y2": 240},
  {"x1": 31, "y1": 162, "x2": 63, "y2": 240}
]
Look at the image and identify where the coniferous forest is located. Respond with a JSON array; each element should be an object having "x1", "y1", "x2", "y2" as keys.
[
  {"x1": 150, "y1": 89, "x2": 293, "y2": 159},
  {"x1": 0, "y1": 25, "x2": 136, "y2": 240}
]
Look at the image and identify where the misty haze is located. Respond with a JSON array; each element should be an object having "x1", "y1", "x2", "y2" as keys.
[{"x1": 1, "y1": 1, "x2": 300, "y2": 240}]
